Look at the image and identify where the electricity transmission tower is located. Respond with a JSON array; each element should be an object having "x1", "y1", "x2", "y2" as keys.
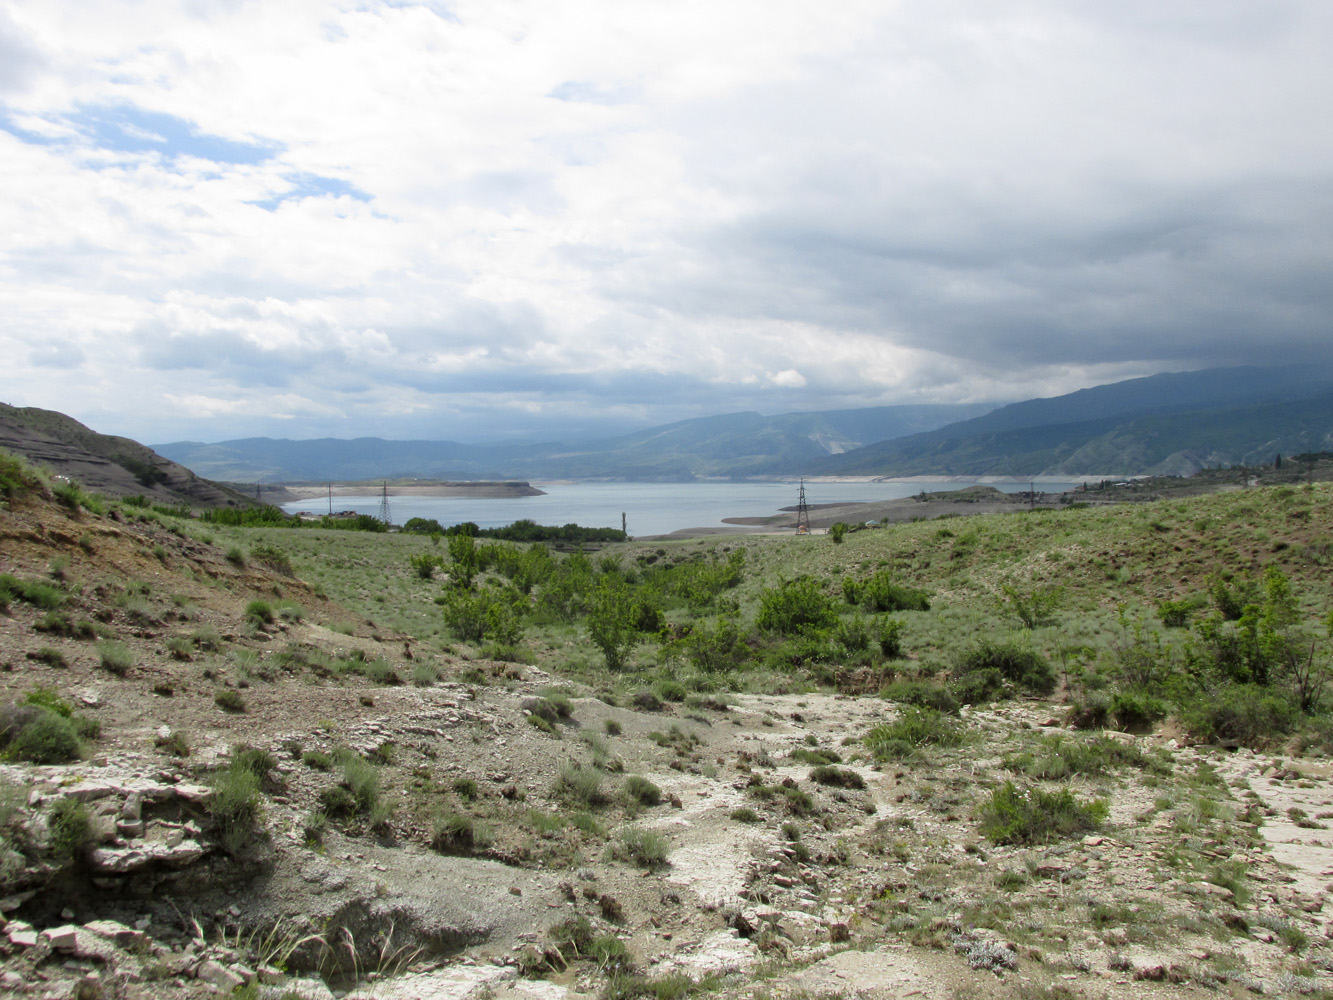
[
  {"x1": 795, "y1": 478, "x2": 810, "y2": 535},
  {"x1": 377, "y1": 482, "x2": 392, "y2": 526}
]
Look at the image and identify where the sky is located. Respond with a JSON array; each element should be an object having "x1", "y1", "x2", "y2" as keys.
[{"x1": 2, "y1": 1, "x2": 1332, "y2": 445}]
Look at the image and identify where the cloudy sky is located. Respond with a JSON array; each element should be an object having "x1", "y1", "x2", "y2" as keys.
[{"x1": 2, "y1": 1, "x2": 1331, "y2": 444}]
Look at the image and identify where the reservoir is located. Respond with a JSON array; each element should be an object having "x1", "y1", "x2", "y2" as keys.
[{"x1": 280, "y1": 480, "x2": 1086, "y2": 538}]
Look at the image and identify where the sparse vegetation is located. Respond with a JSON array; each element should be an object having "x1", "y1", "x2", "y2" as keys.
[
  {"x1": 4, "y1": 456, "x2": 1333, "y2": 996},
  {"x1": 978, "y1": 781, "x2": 1108, "y2": 845}
]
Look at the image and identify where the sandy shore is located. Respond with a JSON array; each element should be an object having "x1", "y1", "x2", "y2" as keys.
[{"x1": 638, "y1": 486, "x2": 1090, "y2": 540}]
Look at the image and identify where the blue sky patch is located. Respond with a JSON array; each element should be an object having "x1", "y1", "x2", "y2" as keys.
[
  {"x1": 248, "y1": 172, "x2": 373, "y2": 211},
  {"x1": 1, "y1": 103, "x2": 277, "y2": 165}
]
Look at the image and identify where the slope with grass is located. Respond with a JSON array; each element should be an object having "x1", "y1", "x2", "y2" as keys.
[
  {"x1": 4, "y1": 448, "x2": 1333, "y2": 1000},
  {"x1": 0, "y1": 404, "x2": 256, "y2": 508}
]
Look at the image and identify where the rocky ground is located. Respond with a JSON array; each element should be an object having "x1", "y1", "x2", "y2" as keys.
[{"x1": 3, "y1": 492, "x2": 1333, "y2": 999}]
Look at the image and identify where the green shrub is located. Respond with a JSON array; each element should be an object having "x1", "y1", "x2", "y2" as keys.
[
  {"x1": 875, "y1": 617, "x2": 905, "y2": 658},
  {"x1": 777, "y1": 785, "x2": 814, "y2": 815},
  {"x1": 880, "y1": 680, "x2": 959, "y2": 714},
  {"x1": 1178, "y1": 684, "x2": 1300, "y2": 747},
  {"x1": 756, "y1": 577, "x2": 838, "y2": 635},
  {"x1": 3, "y1": 708, "x2": 82, "y2": 763},
  {"x1": 452, "y1": 777, "x2": 479, "y2": 800},
  {"x1": 0, "y1": 576, "x2": 65, "y2": 611},
  {"x1": 244, "y1": 600, "x2": 275, "y2": 625},
  {"x1": 23, "y1": 686, "x2": 73, "y2": 717},
  {"x1": 53, "y1": 481, "x2": 102, "y2": 514},
  {"x1": 729, "y1": 807, "x2": 761, "y2": 823},
  {"x1": 790, "y1": 746, "x2": 841, "y2": 765},
  {"x1": 1066, "y1": 695, "x2": 1110, "y2": 729},
  {"x1": 1110, "y1": 690, "x2": 1168, "y2": 731},
  {"x1": 232, "y1": 744, "x2": 277, "y2": 779},
  {"x1": 614, "y1": 828, "x2": 671, "y2": 868},
  {"x1": 555, "y1": 763, "x2": 609, "y2": 808},
  {"x1": 998, "y1": 583, "x2": 1061, "y2": 629},
  {"x1": 623, "y1": 775, "x2": 663, "y2": 806},
  {"x1": 586, "y1": 577, "x2": 642, "y2": 670},
  {"x1": 0, "y1": 448, "x2": 45, "y2": 501},
  {"x1": 302, "y1": 750, "x2": 332, "y2": 770},
  {"x1": 97, "y1": 640, "x2": 134, "y2": 676},
  {"x1": 439, "y1": 586, "x2": 524, "y2": 646},
  {"x1": 250, "y1": 544, "x2": 294, "y2": 576},
  {"x1": 953, "y1": 640, "x2": 1055, "y2": 698},
  {"x1": 835, "y1": 616, "x2": 870, "y2": 653},
  {"x1": 210, "y1": 765, "x2": 262, "y2": 855},
  {"x1": 859, "y1": 572, "x2": 931, "y2": 613},
  {"x1": 48, "y1": 797, "x2": 92, "y2": 859},
  {"x1": 864, "y1": 706, "x2": 964, "y2": 761},
  {"x1": 26, "y1": 646, "x2": 68, "y2": 668},
  {"x1": 1003, "y1": 734, "x2": 1167, "y2": 780},
  {"x1": 978, "y1": 781, "x2": 1107, "y2": 845},
  {"x1": 1156, "y1": 597, "x2": 1202, "y2": 628},
  {"x1": 431, "y1": 812, "x2": 477, "y2": 854},
  {"x1": 155, "y1": 729, "x2": 191, "y2": 757},
  {"x1": 653, "y1": 680, "x2": 687, "y2": 703},
  {"x1": 669, "y1": 615, "x2": 753, "y2": 673},
  {"x1": 409, "y1": 553, "x2": 444, "y2": 580},
  {"x1": 334, "y1": 750, "x2": 382, "y2": 816},
  {"x1": 214, "y1": 689, "x2": 246, "y2": 713},
  {"x1": 318, "y1": 787, "x2": 358, "y2": 817},
  {"x1": 810, "y1": 765, "x2": 866, "y2": 789}
]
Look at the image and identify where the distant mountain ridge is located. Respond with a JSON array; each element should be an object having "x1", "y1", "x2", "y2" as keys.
[
  {"x1": 809, "y1": 366, "x2": 1333, "y2": 477},
  {"x1": 149, "y1": 365, "x2": 1333, "y2": 483},
  {"x1": 155, "y1": 403, "x2": 994, "y2": 482},
  {"x1": 0, "y1": 403, "x2": 256, "y2": 507}
]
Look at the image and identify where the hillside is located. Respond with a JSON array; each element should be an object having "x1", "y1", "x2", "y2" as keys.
[
  {"x1": 2, "y1": 456, "x2": 1333, "y2": 1000},
  {"x1": 0, "y1": 403, "x2": 257, "y2": 508},
  {"x1": 812, "y1": 367, "x2": 1333, "y2": 477},
  {"x1": 4, "y1": 440, "x2": 1333, "y2": 999},
  {"x1": 154, "y1": 403, "x2": 993, "y2": 482}
]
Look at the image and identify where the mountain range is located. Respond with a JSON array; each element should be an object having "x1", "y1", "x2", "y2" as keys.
[
  {"x1": 153, "y1": 365, "x2": 1333, "y2": 483},
  {"x1": 6, "y1": 364, "x2": 1330, "y2": 492},
  {"x1": 154, "y1": 403, "x2": 994, "y2": 482}
]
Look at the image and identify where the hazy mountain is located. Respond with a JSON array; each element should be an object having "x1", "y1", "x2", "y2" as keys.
[
  {"x1": 810, "y1": 367, "x2": 1333, "y2": 477},
  {"x1": 0, "y1": 403, "x2": 256, "y2": 507},
  {"x1": 155, "y1": 403, "x2": 994, "y2": 482}
]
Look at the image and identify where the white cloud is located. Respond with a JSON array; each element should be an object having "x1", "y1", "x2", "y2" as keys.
[{"x1": 1, "y1": 0, "x2": 1331, "y2": 444}]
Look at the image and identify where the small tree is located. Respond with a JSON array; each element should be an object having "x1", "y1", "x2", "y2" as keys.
[
  {"x1": 756, "y1": 577, "x2": 838, "y2": 635},
  {"x1": 828, "y1": 522, "x2": 848, "y2": 544},
  {"x1": 587, "y1": 577, "x2": 640, "y2": 670}
]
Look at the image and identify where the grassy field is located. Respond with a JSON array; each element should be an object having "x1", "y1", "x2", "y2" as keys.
[{"x1": 183, "y1": 480, "x2": 1333, "y2": 747}]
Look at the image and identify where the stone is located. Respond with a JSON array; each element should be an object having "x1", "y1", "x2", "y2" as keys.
[
  {"x1": 84, "y1": 919, "x2": 144, "y2": 948},
  {"x1": 41, "y1": 924, "x2": 81, "y2": 949},
  {"x1": 261, "y1": 979, "x2": 336, "y2": 1000},
  {"x1": 89, "y1": 839, "x2": 204, "y2": 872},
  {"x1": 8, "y1": 927, "x2": 38, "y2": 948},
  {"x1": 196, "y1": 960, "x2": 246, "y2": 991}
]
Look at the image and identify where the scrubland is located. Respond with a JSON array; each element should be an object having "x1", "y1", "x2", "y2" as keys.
[{"x1": 2, "y1": 447, "x2": 1333, "y2": 1000}]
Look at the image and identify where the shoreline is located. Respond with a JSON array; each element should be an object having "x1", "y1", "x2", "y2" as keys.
[{"x1": 269, "y1": 481, "x2": 545, "y2": 502}]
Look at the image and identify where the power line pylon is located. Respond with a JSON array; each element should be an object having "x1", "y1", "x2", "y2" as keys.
[
  {"x1": 377, "y1": 482, "x2": 392, "y2": 526},
  {"x1": 795, "y1": 478, "x2": 810, "y2": 535}
]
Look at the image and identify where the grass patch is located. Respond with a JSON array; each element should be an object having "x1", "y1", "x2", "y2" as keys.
[
  {"x1": 864, "y1": 706, "x2": 965, "y2": 760},
  {"x1": 978, "y1": 781, "x2": 1108, "y2": 845},
  {"x1": 613, "y1": 827, "x2": 671, "y2": 868}
]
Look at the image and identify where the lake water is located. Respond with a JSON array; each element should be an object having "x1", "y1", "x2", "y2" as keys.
[{"x1": 280, "y1": 480, "x2": 1087, "y2": 538}]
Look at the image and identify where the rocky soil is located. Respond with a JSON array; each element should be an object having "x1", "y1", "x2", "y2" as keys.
[{"x1": 3, "y1": 492, "x2": 1333, "y2": 999}]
